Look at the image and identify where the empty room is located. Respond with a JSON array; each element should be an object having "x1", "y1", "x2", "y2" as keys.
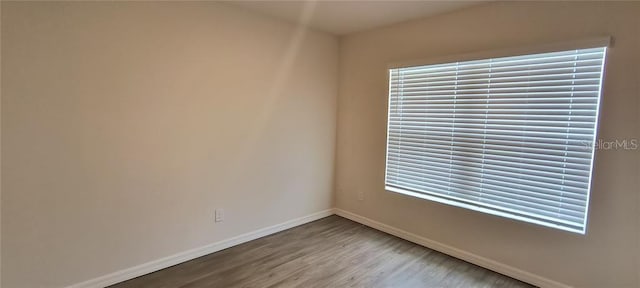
[{"x1": 1, "y1": 1, "x2": 639, "y2": 287}]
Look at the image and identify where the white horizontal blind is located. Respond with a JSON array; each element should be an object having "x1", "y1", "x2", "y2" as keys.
[{"x1": 385, "y1": 47, "x2": 607, "y2": 233}]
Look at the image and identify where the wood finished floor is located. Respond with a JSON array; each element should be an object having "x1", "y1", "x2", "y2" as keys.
[{"x1": 110, "y1": 216, "x2": 535, "y2": 288}]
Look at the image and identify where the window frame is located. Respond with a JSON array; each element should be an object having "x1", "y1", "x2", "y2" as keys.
[{"x1": 384, "y1": 37, "x2": 610, "y2": 234}]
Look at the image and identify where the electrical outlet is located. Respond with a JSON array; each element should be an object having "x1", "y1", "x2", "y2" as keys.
[
  {"x1": 214, "y1": 208, "x2": 224, "y2": 222},
  {"x1": 357, "y1": 191, "x2": 364, "y2": 201}
]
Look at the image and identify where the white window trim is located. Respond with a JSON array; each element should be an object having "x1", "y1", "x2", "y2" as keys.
[
  {"x1": 388, "y1": 36, "x2": 611, "y2": 69},
  {"x1": 384, "y1": 37, "x2": 610, "y2": 234}
]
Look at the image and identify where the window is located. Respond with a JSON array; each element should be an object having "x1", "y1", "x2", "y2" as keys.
[{"x1": 385, "y1": 40, "x2": 608, "y2": 234}]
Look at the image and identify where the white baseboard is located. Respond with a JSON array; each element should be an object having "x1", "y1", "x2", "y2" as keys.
[
  {"x1": 67, "y1": 209, "x2": 334, "y2": 288},
  {"x1": 334, "y1": 208, "x2": 571, "y2": 288},
  {"x1": 68, "y1": 208, "x2": 569, "y2": 288}
]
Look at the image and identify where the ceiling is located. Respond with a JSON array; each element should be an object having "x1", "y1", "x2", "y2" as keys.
[{"x1": 227, "y1": 1, "x2": 486, "y2": 35}]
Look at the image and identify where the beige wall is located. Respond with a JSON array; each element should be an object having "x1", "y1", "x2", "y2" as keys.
[
  {"x1": 0, "y1": 2, "x2": 3, "y2": 286},
  {"x1": 3, "y1": 1, "x2": 640, "y2": 288},
  {"x1": 1, "y1": 2, "x2": 337, "y2": 287},
  {"x1": 336, "y1": 2, "x2": 639, "y2": 287}
]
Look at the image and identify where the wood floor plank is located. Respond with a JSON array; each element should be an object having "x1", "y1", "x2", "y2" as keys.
[{"x1": 109, "y1": 216, "x2": 536, "y2": 288}]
